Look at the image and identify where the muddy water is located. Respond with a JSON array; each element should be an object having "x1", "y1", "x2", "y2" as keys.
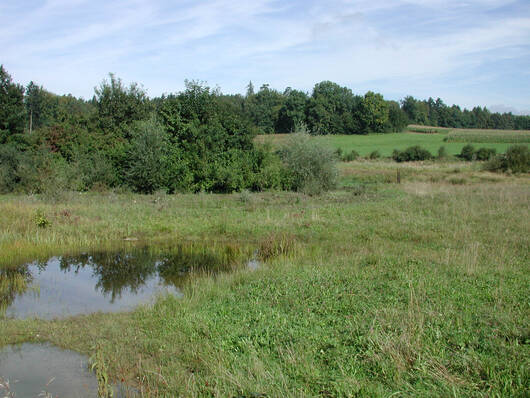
[
  {"x1": 0, "y1": 343, "x2": 98, "y2": 397},
  {"x1": 1, "y1": 244, "x2": 240, "y2": 319}
]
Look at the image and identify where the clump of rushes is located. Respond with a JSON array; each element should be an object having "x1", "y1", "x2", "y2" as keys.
[
  {"x1": 342, "y1": 150, "x2": 360, "y2": 162},
  {"x1": 90, "y1": 345, "x2": 113, "y2": 398},
  {"x1": 258, "y1": 233, "x2": 296, "y2": 260}
]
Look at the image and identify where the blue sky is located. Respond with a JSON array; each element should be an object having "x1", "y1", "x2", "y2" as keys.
[{"x1": 1, "y1": 0, "x2": 529, "y2": 113}]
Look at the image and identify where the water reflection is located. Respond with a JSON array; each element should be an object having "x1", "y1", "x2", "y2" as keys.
[
  {"x1": 1, "y1": 244, "x2": 241, "y2": 319},
  {"x1": 0, "y1": 266, "x2": 33, "y2": 314}
]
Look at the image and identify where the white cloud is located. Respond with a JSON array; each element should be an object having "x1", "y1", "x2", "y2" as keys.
[{"x1": 0, "y1": 0, "x2": 529, "y2": 109}]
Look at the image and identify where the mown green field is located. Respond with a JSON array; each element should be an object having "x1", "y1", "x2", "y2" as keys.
[
  {"x1": 256, "y1": 126, "x2": 530, "y2": 157},
  {"x1": 1, "y1": 162, "x2": 529, "y2": 397}
]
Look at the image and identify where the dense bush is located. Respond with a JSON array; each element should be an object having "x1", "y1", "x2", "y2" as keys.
[
  {"x1": 485, "y1": 145, "x2": 529, "y2": 173},
  {"x1": 460, "y1": 145, "x2": 498, "y2": 162},
  {"x1": 437, "y1": 146, "x2": 448, "y2": 159},
  {"x1": 368, "y1": 150, "x2": 381, "y2": 160},
  {"x1": 0, "y1": 144, "x2": 20, "y2": 192},
  {"x1": 460, "y1": 144, "x2": 476, "y2": 161},
  {"x1": 392, "y1": 146, "x2": 433, "y2": 162},
  {"x1": 504, "y1": 145, "x2": 530, "y2": 172},
  {"x1": 278, "y1": 133, "x2": 338, "y2": 195},
  {"x1": 475, "y1": 147, "x2": 496, "y2": 161},
  {"x1": 73, "y1": 150, "x2": 117, "y2": 191}
]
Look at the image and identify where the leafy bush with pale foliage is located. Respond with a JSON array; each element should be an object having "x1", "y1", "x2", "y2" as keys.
[{"x1": 279, "y1": 132, "x2": 338, "y2": 195}]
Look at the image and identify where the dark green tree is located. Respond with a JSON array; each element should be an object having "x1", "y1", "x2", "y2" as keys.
[
  {"x1": 126, "y1": 116, "x2": 169, "y2": 193},
  {"x1": 275, "y1": 88, "x2": 308, "y2": 133},
  {"x1": 401, "y1": 96, "x2": 428, "y2": 125},
  {"x1": 305, "y1": 81, "x2": 360, "y2": 135},
  {"x1": 387, "y1": 100, "x2": 408, "y2": 132},
  {"x1": 0, "y1": 65, "x2": 26, "y2": 143},
  {"x1": 245, "y1": 84, "x2": 284, "y2": 134},
  {"x1": 94, "y1": 73, "x2": 150, "y2": 138},
  {"x1": 24, "y1": 82, "x2": 60, "y2": 132},
  {"x1": 358, "y1": 91, "x2": 389, "y2": 133}
]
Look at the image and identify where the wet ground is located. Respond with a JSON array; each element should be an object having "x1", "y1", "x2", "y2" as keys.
[{"x1": 0, "y1": 243, "x2": 251, "y2": 396}]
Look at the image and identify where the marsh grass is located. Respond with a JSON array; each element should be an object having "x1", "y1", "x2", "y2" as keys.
[{"x1": 0, "y1": 161, "x2": 528, "y2": 396}]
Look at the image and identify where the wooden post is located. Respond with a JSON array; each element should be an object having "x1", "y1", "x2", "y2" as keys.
[{"x1": 396, "y1": 169, "x2": 401, "y2": 184}]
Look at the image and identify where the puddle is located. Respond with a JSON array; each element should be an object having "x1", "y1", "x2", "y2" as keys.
[
  {"x1": 1, "y1": 244, "x2": 241, "y2": 319},
  {"x1": 0, "y1": 343, "x2": 98, "y2": 397},
  {"x1": 246, "y1": 249, "x2": 261, "y2": 271}
]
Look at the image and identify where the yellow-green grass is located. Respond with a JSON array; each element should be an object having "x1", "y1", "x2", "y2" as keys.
[
  {"x1": 256, "y1": 127, "x2": 530, "y2": 157},
  {"x1": 1, "y1": 164, "x2": 529, "y2": 396}
]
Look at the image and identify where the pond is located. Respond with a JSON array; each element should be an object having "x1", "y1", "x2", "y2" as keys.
[{"x1": 1, "y1": 243, "x2": 243, "y2": 319}]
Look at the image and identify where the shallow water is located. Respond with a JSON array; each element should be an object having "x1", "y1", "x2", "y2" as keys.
[
  {"x1": 1, "y1": 245, "x2": 238, "y2": 319},
  {"x1": 0, "y1": 343, "x2": 98, "y2": 397}
]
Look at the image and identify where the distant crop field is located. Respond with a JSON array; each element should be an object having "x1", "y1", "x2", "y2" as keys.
[
  {"x1": 256, "y1": 126, "x2": 529, "y2": 157},
  {"x1": 444, "y1": 129, "x2": 530, "y2": 143},
  {"x1": 406, "y1": 125, "x2": 452, "y2": 134}
]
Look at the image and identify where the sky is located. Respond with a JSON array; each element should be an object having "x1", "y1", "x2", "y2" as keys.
[{"x1": 1, "y1": 0, "x2": 530, "y2": 114}]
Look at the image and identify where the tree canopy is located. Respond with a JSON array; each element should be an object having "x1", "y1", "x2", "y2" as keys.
[{"x1": 1, "y1": 65, "x2": 528, "y2": 194}]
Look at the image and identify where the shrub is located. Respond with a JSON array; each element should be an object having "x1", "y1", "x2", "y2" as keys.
[
  {"x1": 73, "y1": 150, "x2": 117, "y2": 191},
  {"x1": 484, "y1": 145, "x2": 529, "y2": 173},
  {"x1": 126, "y1": 117, "x2": 169, "y2": 194},
  {"x1": 279, "y1": 132, "x2": 338, "y2": 195},
  {"x1": 460, "y1": 144, "x2": 475, "y2": 161},
  {"x1": 33, "y1": 209, "x2": 51, "y2": 228},
  {"x1": 504, "y1": 145, "x2": 529, "y2": 172},
  {"x1": 342, "y1": 150, "x2": 359, "y2": 162},
  {"x1": 368, "y1": 150, "x2": 381, "y2": 160},
  {"x1": 475, "y1": 147, "x2": 496, "y2": 161},
  {"x1": 250, "y1": 147, "x2": 285, "y2": 191},
  {"x1": 437, "y1": 146, "x2": 448, "y2": 159},
  {"x1": 392, "y1": 146, "x2": 433, "y2": 162}
]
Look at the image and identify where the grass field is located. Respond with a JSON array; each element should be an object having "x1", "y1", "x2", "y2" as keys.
[
  {"x1": 255, "y1": 126, "x2": 530, "y2": 157},
  {"x1": 1, "y1": 161, "x2": 529, "y2": 397}
]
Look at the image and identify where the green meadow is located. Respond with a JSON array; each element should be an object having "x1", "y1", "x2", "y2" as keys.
[
  {"x1": 1, "y1": 161, "x2": 529, "y2": 397},
  {"x1": 256, "y1": 126, "x2": 530, "y2": 157}
]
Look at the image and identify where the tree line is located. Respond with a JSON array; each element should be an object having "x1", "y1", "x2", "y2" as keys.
[{"x1": 1, "y1": 65, "x2": 529, "y2": 194}]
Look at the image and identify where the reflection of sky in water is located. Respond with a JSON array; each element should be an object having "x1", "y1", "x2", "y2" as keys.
[
  {"x1": 6, "y1": 257, "x2": 182, "y2": 320},
  {"x1": 0, "y1": 343, "x2": 97, "y2": 398}
]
